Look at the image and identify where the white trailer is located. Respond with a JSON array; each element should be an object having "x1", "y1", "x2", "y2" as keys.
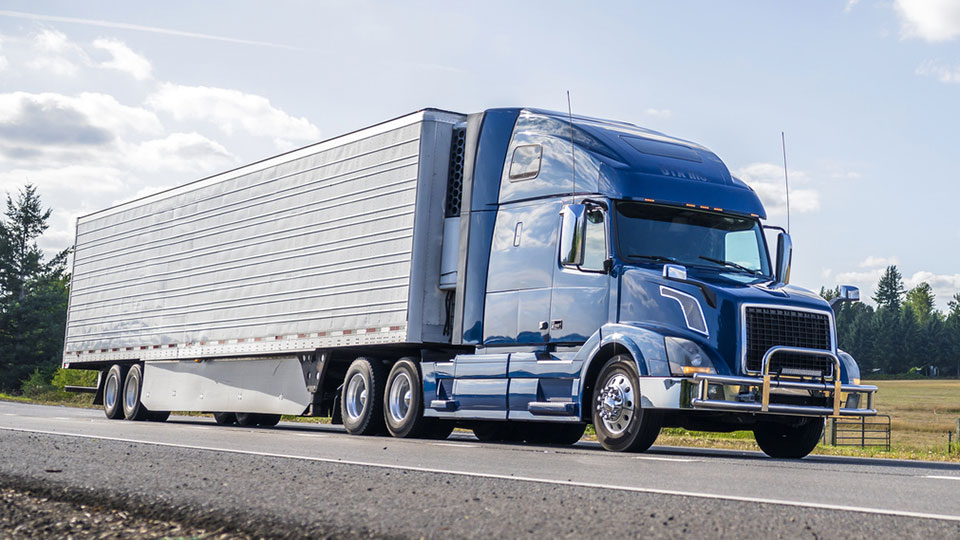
[{"x1": 63, "y1": 109, "x2": 465, "y2": 423}]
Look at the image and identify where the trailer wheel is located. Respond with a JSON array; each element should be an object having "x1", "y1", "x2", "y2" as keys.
[
  {"x1": 213, "y1": 412, "x2": 237, "y2": 425},
  {"x1": 383, "y1": 358, "x2": 431, "y2": 438},
  {"x1": 753, "y1": 418, "x2": 824, "y2": 459},
  {"x1": 592, "y1": 355, "x2": 661, "y2": 452},
  {"x1": 341, "y1": 357, "x2": 387, "y2": 435},
  {"x1": 148, "y1": 411, "x2": 170, "y2": 422},
  {"x1": 102, "y1": 365, "x2": 126, "y2": 420},
  {"x1": 121, "y1": 364, "x2": 151, "y2": 421},
  {"x1": 256, "y1": 414, "x2": 281, "y2": 427},
  {"x1": 235, "y1": 413, "x2": 258, "y2": 426}
]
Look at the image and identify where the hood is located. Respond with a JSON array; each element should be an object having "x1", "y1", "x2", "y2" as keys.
[{"x1": 617, "y1": 264, "x2": 833, "y2": 375}]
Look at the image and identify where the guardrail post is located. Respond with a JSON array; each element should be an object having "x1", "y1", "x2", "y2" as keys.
[{"x1": 829, "y1": 417, "x2": 837, "y2": 446}]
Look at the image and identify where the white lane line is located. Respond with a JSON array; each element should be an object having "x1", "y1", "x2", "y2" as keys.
[
  {"x1": 3, "y1": 426, "x2": 959, "y2": 523},
  {"x1": 430, "y1": 442, "x2": 478, "y2": 448},
  {"x1": 924, "y1": 475, "x2": 960, "y2": 481},
  {"x1": 3, "y1": 414, "x2": 15, "y2": 416},
  {"x1": 633, "y1": 456, "x2": 700, "y2": 463},
  {"x1": 53, "y1": 417, "x2": 71, "y2": 420},
  {"x1": 295, "y1": 433, "x2": 326, "y2": 438}
]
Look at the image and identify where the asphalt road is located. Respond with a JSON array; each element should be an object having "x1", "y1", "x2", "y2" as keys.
[{"x1": 1, "y1": 401, "x2": 958, "y2": 538}]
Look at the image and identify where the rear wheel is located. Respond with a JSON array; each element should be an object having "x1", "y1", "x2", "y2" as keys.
[
  {"x1": 753, "y1": 418, "x2": 824, "y2": 459},
  {"x1": 592, "y1": 355, "x2": 661, "y2": 452},
  {"x1": 122, "y1": 364, "x2": 151, "y2": 421},
  {"x1": 102, "y1": 365, "x2": 126, "y2": 420},
  {"x1": 383, "y1": 359, "x2": 434, "y2": 438},
  {"x1": 341, "y1": 357, "x2": 387, "y2": 435},
  {"x1": 235, "y1": 413, "x2": 258, "y2": 426},
  {"x1": 213, "y1": 412, "x2": 237, "y2": 425},
  {"x1": 148, "y1": 410, "x2": 170, "y2": 422},
  {"x1": 256, "y1": 414, "x2": 281, "y2": 427}
]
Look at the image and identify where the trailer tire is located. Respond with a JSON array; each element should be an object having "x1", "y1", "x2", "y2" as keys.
[
  {"x1": 102, "y1": 365, "x2": 126, "y2": 420},
  {"x1": 256, "y1": 414, "x2": 281, "y2": 427},
  {"x1": 148, "y1": 411, "x2": 170, "y2": 422},
  {"x1": 121, "y1": 364, "x2": 151, "y2": 421},
  {"x1": 592, "y1": 355, "x2": 661, "y2": 452},
  {"x1": 235, "y1": 413, "x2": 258, "y2": 426},
  {"x1": 213, "y1": 412, "x2": 237, "y2": 425},
  {"x1": 383, "y1": 358, "x2": 430, "y2": 438},
  {"x1": 753, "y1": 417, "x2": 824, "y2": 459},
  {"x1": 341, "y1": 357, "x2": 387, "y2": 436}
]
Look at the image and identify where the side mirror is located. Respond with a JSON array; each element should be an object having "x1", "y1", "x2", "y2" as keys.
[
  {"x1": 559, "y1": 204, "x2": 587, "y2": 266},
  {"x1": 829, "y1": 285, "x2": 860, "y2": 309},
  {"x1": 774, "y1": 232, "x2": 792, "y2": 285}
]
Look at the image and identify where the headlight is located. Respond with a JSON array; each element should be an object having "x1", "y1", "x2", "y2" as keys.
[{"x1": 665, "y1": 336, "x2": 716, "y2": 376}]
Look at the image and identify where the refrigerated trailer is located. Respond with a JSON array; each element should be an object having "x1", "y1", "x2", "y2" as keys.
[{"x1": 64, "y1": 107, "x2": 877, "y2": 457}]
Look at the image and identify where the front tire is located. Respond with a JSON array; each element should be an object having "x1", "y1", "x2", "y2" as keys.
[
  {"x1": 753, "y1": 418, "x2": 824, "y2": 459},
  {"x1": 591, "y1": 355, "x2": 661, "y2": 452},
  {"x1": 121, "y1": 364, "x2": 151, "y2": 421},
  {"x1": 102, "y1": 365, "x2": 126, "y2": 420},
  {"x1": 341, "y1": 357, "x2": 387, "y2": 435}
]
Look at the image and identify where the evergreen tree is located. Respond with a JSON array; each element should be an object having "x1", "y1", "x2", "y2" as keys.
[
  {"x1": 872, "y1": 265, "x2": 905, "y2": 310},
  {"x1": 0, "y1": 185, "x2": 69, "y2": 392},
  {"x1": 904, "y1": 282, "x2": 936, "y2": 324}
]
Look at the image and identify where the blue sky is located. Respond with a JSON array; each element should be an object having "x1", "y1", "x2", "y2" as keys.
[{"x1": 0, "y1": 1, "x2": 957, "y2": 309}]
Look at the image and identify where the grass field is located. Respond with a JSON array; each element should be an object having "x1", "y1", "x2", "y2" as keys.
[{"x1": 4, "y1": 379, "x2": 959, "y2": 461}]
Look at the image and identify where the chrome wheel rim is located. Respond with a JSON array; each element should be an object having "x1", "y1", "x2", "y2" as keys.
[
  {"x1": 345, "y1": 372, "x2": 367, "y2": 420},
  {"x1": 124, "y1": 375, "x2": 137, "y2": 409},
  {"x1": 596, "y1": 371, "x2": 635, "y2": 436},
  {"x1": 105, "y1": 375, "x2": 118, "y2": 410},
  {"x1": 387, "y1": 372, "x2": 412, "y2": 424}
]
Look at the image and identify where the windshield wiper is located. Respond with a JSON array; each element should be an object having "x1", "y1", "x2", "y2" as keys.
[
  {"x1": 698, "y1": 255, "x2": 761, "y2": 275},
  {"x1": 628, "y1": 254, "x2": 678, "y2": 263}
]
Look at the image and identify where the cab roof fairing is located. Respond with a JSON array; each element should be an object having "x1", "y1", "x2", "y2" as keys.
[{"x1": 520, "y1": 108, "x2": 767, "y2": 219}]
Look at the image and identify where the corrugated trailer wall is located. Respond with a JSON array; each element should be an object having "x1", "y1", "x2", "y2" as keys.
[{"x1": 64, "y1": 110, "x2": 464, "y2": 365}]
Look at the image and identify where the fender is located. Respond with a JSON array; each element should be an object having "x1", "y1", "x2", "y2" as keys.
[
  {"x1": 837, "y1": 349, "x2": 861, "y2": 384},
  {"x1": 576, "y1": 323, "x2": 673, "y2": 412}
]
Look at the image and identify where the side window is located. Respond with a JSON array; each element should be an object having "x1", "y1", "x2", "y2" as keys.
[
  {"x1": 508, "y1": 144, "x2": 542, "y2": 181},
  {"x1": 581, "y1": 208, "x2": 606, "y2": 271},
  {"x1": 725, "y1": 230, "x2": 762, "y2": 271}
]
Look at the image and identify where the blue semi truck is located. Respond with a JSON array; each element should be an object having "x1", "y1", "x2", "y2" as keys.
[{"x1": 63, "y1": 107, "x2": 877, "y2": 459}]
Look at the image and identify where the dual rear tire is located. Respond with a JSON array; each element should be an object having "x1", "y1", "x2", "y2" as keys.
[
  {"x1": 103, "y1": 364, "x2": 169, "y2": 422},
  {"x1": 341, "y1": 357, "x2": 453, "y2": 440}
]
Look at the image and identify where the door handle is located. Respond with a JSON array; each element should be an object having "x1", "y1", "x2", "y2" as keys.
[
  {"x1": 551, "y1": 320, "x2": 563, "y2": 330},
  {"x1": 539, "y1": 321, "x2": 549, "y2": 331}
]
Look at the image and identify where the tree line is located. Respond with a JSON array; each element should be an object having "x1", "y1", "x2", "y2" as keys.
[
  {"x1": 823, "y1": 267, "x2": 960, "y2": 377},
  {"x1": 0, "y1": 186, "x2": 957, "y2": 392}
]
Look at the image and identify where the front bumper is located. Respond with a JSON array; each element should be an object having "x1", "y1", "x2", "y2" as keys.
[{"x1": 688, "y1": 346, "x2": 878, "y2": 417}]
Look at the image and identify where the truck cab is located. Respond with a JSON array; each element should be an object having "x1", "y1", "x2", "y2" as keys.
[{"x1": 422, "y1": 108, "x2": 876, "y2": 458}]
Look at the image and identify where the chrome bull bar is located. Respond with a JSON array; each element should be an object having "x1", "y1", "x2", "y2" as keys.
[{"x1": 691, "y1": 346, "x2": 878, "y2": 417}]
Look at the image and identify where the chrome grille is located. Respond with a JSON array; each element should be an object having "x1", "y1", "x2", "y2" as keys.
[{"x1": 744, "y1": 307, "x2": 832, "y2": 377}]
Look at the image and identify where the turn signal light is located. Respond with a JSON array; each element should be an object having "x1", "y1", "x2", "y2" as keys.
[{"x1": 682, "y1": 366, "x2": 714, "y2": 375}]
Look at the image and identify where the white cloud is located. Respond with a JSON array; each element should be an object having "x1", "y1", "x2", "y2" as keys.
[
  {"x1": 92, "y1": 37, "x2": 152, "y2": 80},
  {"x1": 829, "y1": 265, "x2": 960, "y2": 311},
  {"x1": 895, "y1": 0, "x2": 960, "y2": 42},
  {"x1": 0, "y1": 164, "x2": 127, "y2": 195},
  {"x1": 860, "y1": 255, "x2": 900, "y2": 268},
  {"x1": 915, "y1": 60, "x2": 960, "y2": 84},
  {"x1": 904, "y1": 270, "x2": 960, "y2": 309},
  {"x1": 845, "y1": 0, "x2": 860, "y2": 13},
  {"x1": 124, "y1": 132, "x2": 235, "y2": 172},
  {"x1": 644, "y1": 108, "x2": 672, "y2": 119},
  {"x1": 732, "y1": 162, "x2": 820, "y2": 216},
  {"x1": 26, "y1": 28, "x2": 87, "y2": 76},
  {"x1": 0, "y1": 91, "x2": 163, "y2": 165},
  {"x1": 146, "y1": 84, "x2": 321, "y2": 145}
]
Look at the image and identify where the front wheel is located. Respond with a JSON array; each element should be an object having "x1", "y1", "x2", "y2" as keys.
[
  {"x1": 753, "y1": 418, "x2": 824, "y2": 459},
  {"x1": 591, "y1": 355, "x2": 661, "y2": 452}
]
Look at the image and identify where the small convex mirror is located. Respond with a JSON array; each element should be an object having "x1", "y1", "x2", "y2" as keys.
[{"x1": 559, "y1": 204, "x2": 587, "y2": 266}]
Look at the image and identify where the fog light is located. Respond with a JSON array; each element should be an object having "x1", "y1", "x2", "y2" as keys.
[{"x1": 707, "y1": 384, "x2": 724, "y2": 400}]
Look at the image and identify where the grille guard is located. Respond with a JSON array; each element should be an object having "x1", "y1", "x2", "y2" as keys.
[{"x1": 691, "y1": 346, "x2": 878, "y2": 417}]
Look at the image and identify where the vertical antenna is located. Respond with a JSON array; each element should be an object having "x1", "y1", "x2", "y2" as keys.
[
  {"x1": 567, "y1": 91, "x2": 576, "y2": 203},
  {"x1": 781, "y1": 131, "x2": 791, "y2": 234}
]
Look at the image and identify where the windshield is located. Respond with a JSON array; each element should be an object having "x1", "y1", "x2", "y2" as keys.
[{"x1": 615, "y1": 202, "x2": 771, "y2": 276}]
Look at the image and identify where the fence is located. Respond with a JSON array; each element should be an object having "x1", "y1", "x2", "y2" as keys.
[{"x1": 825, "y1": 415, "x2": 891, "y2": 450}]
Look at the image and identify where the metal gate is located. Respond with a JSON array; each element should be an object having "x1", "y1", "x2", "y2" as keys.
[{"x1": 826, "y1": 415, "x2": 891, "y2": 450}]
